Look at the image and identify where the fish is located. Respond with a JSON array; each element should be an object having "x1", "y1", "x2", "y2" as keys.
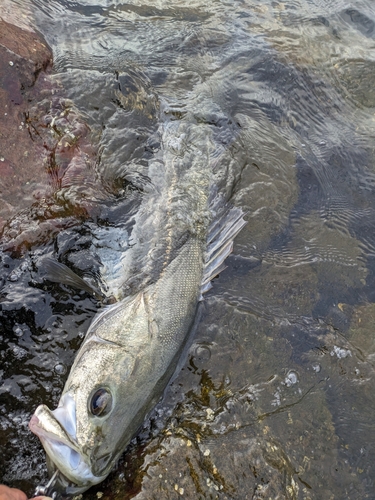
[{"x1": 29, "y1": 116, "x2": 246, "y2": 496}]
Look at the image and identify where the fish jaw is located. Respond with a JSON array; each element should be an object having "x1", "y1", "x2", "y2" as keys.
[{"x1": 29, "y1": 399, "x2": 106, "y2": 490}]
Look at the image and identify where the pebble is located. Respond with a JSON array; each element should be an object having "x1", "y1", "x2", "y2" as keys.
[
  {"x1": 285, "y1": 371, "x2": 298, "y2": 387},
  {"x1": 206, "y1": 408, "x2": 214, "y2": 420},
  {"x1": 54, "y1": 363, "x2": 67, "y2": 375},
  {"x1": 13, "y1": 326, "x2": 23, "y2": 337}
]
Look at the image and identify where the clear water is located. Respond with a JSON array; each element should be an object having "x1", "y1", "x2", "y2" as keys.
[{"x1": 1, "y1": 0, "x2": 375, "y2": 498}]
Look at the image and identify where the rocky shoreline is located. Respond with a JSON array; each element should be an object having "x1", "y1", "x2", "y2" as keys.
[{"x1": 0, "y1": 17, "x2": 100, "y2": 255}]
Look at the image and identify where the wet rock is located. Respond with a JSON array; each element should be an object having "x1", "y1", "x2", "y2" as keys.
[
  {"x1": 0, "y1": 19, "x2": 52, "y2": 230},
  {"x1": 300, "y1": 303, "x2": 375, "y2": 496},
  {"x1": 0, "y1": 20, "x2": 103, "y2": 255},
  {"x1": 347, "y1": 303, "x2": 375, "y2": 361},
  {"x1": 334, "y1": 59, "x2": 375, "y2": 109}
]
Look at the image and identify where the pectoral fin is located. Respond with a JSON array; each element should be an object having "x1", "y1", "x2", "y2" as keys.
[{"x1": 42, "y1": 257, "x2": 105, "y2": 300}]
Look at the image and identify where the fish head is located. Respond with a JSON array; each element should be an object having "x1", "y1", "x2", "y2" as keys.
[{"x1": 30, "y1": 293, "x2": 153, "y2": 492}]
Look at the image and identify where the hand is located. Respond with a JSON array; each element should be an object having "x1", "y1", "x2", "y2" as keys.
[
  {"x1": 0, "y1": 486, "x2": 52, "y2": 500},
  {"x1": 0, "y1": 485, "x2": 26, "y2": 500}
]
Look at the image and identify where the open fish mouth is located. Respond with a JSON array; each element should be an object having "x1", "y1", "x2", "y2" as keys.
[{"x1": 29, "y1": 395, "x2": 105, "y2": 491}]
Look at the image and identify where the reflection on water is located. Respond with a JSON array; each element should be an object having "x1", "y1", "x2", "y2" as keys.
[{"x1": 1, "y1": 0, "x2": 375, "y2": 498}]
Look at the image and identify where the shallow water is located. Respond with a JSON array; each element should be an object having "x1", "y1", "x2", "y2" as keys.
[{"x1": 1, "y1": 0, "x2": 375, "y2": 498}]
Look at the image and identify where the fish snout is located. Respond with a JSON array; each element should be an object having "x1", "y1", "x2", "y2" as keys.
[{"x1": 29, "y1": 399, "x2": 104, "y2": 488}]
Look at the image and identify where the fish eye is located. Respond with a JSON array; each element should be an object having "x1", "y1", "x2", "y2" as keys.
[{"x1": 89, "y1": 388, "x2": 113, "y2": 417}]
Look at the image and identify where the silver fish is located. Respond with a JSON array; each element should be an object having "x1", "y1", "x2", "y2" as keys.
[{"x1": 29, "y1": 118, "x2": 246, "y2": 495}]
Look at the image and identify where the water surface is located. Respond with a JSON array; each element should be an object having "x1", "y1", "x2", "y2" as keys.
[{"x1": 1, "y1": 0, "x2": 375, "y2": 498}]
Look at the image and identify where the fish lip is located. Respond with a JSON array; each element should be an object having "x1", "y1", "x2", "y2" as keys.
[
  {"x1": 29, "y1": 409, "x2": 104, "y2": 488},
  {"x1": 29, "y1": 412, "x2": 79, "y2": 453}
]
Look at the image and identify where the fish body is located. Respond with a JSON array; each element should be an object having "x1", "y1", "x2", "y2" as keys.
[{"x1": 30, "y1": 118, "x2": 245, "y2": 494}]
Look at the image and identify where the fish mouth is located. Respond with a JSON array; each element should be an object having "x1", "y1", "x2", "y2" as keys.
[
  {"x1": 29, "y1": 396, "x2": 105, "y2": 491},
  {"x1": 35, "y1": 466, "x2": 91, "y2": 499}
]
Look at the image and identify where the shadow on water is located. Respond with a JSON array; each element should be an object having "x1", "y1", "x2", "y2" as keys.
[{"x1": 2, "y1": 0, "x2": 375, "y2": 498}]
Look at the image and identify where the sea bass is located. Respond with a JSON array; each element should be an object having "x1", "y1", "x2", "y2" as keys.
[{"x1": 29, "y1": 116, "x2": 246, "y2": 496}]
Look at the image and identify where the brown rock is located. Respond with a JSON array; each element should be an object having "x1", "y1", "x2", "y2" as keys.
[
  {"x1": 0, "y1": 19, "x2": 102, "y2": 255},
  {"x1": 0, "y1": 18, "x2": 53, "y2": 232}
]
